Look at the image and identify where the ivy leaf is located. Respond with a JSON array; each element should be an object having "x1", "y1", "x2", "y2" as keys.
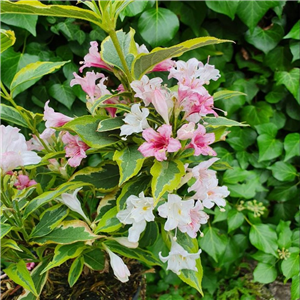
[
  {"x1": 284, "y1": 20, "x2": 300, "y2": 40},
  {"x1": 1, "y1": 13, "x2": 38, "y2": 36},
  {"x1": 290, "y1": 41, "x2": 300, "y2": 63},
  {"x1": 265, "y1": 85, "x2": 287, "y2": 104},
  {"x1": 253, "y1": 263, "x2": 277, "y2": 284},
  {"x1": 205, "y1": 1, "x2": 240, "y2": 20},
  {"x1": 236, "y1": 1, "x2": 280, "y2": 32},
  {"x1": 227, "y1": 209, "x2": 245, "y2": 233},
  {"x1": 255, "y1": 123, "x2": 278, "y2": 137},
  {"x1": 276, "y1": 220, "x2": 292, "y2": 249},
  {"x1": 275, "y1": 68, "x2": 300, "y2": 104},
  {"x1": 245, "y1": 23, "x2": 284, "y2": 54},
  {"x1": 268, "y1": 161, "x2": 297, "y2": 182},
  {"x1": 240, "y1": 102, "x2": 273, "y2": 126},
  {"x1": 284, "y1": 133, "x2": 300, "y2": 161},
  {"x1": 281, "y1": 252, "x2": 300, "y2": 279},
  {"x1": 121, "y1": 1, "x2": 148, "y2": 18},
  {"x1": 249, "y1": 223, "x2": 278, "y2": 256},
  {"x1": 257, "y1": 134, "x2": 283, "y2": 162},
  {"x1": 138, "y1": 7, "x2": 179, "y2": 48},
  {"x1": 226, "y1": 127, "x2": 257, "y2": 151},
  {"x1": 291, "y1": 275, "x2": 300, "y2": 300},
  {"x1": 49, "y1": 81, "x2": 76, "y2": 109},
  {"x1": 268, "y1": 184, "x2": 299, "y2": 202}
]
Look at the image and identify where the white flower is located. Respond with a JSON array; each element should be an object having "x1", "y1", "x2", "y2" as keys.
[
  {"x1": 116, "y1": 192, "x2": 155, "y2": 242},
  {"x1": 0, "y1": 125, "x2": 41, "y2": 173},
  {"x1": 113, "y1": 237, "x2": 138, "y2": 249},
  {"x1": 157, "y1": 194, "x2": 194, "y2": 231},
  {"x1": 159, "y1": 241, "x2": 201, "y2": 275},
  {"x1": 120, "y1": 104, "x2": 150, "y2": 137},
  {"x1": 105, "y1": 246, "x2": 130, "y2": 283},
  {"x1": 57, "y1": 188, "x2": 89, "y2": 222}
]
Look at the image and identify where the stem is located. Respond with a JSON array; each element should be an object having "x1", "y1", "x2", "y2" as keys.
[{"x1": 108, "y1": 30, "x2": 134, "y2": 83}]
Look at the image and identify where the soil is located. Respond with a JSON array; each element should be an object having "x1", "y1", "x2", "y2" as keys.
[{"x1": 1, "y1": 259, "x2": 146, "y2": 300}]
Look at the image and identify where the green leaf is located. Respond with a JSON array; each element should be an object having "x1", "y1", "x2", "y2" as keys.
[
  {"x1": 1, "y1": 13, "x2": 38, "y2": 36},
  {"x1": 226, "y1": 127, "x2": 257, "y2": 151},
  {"x1": 266, "y1": 85, "x2": 288, "y2": 104},
  {"x1": 83, "y1": 248, "x2": 105, "y2": 271},
  {"x1": 0, "y1": 104, "x2": 28, "y2": 128},
  {"x1": 32, "y1": 220, "x2": 99, "y2": 245},
  {"x1": 257, "y1": 134, "x2": 283, "y2": 162},
  {"x1": 97, "y1": 116, "x2": 124, "y2": 132},
  {"x1": 268, "y1": 161, "x2": 297, "y2": 182},
  {"x1": 132, "y1": 36, "x2": 232, "y2": 79},
  {"x1": 121, "y1": 1, "x2": 148, "y2": 17},
  {"x1": 253, "y1": 262, "x2": 277, "y2": 284},
  {"x1": 236, "y1": 1, "x2": 280, "y2": 31},
  {"x1": 1, "y1": 239, "x2": 22, "y2": 252},
  {"x1": 70, "y1": 162, "x2": 119, "y2": 192},
  {"x1": 240, "y1": 102, "x2": 273, "y2": 127},
  {"x1": 17, "y1": 258, "x2": 50, "y2": 299},
  {"x1": 206, "y1": 0, "x2": 240, "y2": 20},
  {"x1": 291, "y1": 274, "x2": 300, "y2": 300},
  {"x1": 0, "y1": 29, "x2": 15, "y2": 53},
  {"x1": 48, "y1": 81, "x2": 75, "y2": 109},
  {"x1": 245, "y1": 23, "x2": 284, "y2": 54},
  {"x1": 42, "y1": 242, "x2": 85, "y2": 273},
  {"x1": 10, "y1": 61, "x2": 69, "y2": 97},
  {"x1": 139, "y1": 222, "x2": 159, "y2": 248},
  {"x1": 281, "y1": 252, "x2": 299, "y2": 279},
  {"x1": 1, "y1": 0, "x2": 102, "y2": 28},
  {"x1": 68, "y1": 256, "x2": 84, "y2": 287},
  {"x1": 251, "y1": 251, "x2": 277, "y2": 265},
  {"x1": 4, "y1": 260, "x2": 38, "y2": 296},
  {"x1": 62, "y1": 116, "x2": 119, "y2": 148},
  {"x1": 138, "y1": 7, "x2": 179, "y2": 48},
  {"x1": 23, "y1": 181, "x2": 91, "y2": 219},
  {"x1": 94, "y1": 206, "x2": 121, "y2": 234},
  {"x1": 284, "y1": 20, "x2": 300, "y2": 40},
  {"x1": 227, "y1": 209, "x2": 245, "y2": 233},
  {"x1": 223, "y1": 168, "x2": 251, "y2": 184},
  {"x1": 30, "y1": 204, "x2": 69, "y2": 238},
  {"x1": 255, "y1": 123, "x2": 278, "y2": 137},
  {"x1": 277, "y1": 220, "x2": 292, "y2": 249},
  {"x1": 213, "y1": 89, "x2": 246, "y2": 102},
  {"x1": 0, "y1": 223, "x2": 12, "y2": 239},
  {"x1": 284, "y1": 133, "x2": 300, "y2": 161},
  {"x1": 113, "y1": 145, "x2": 145, "y2": 185},
  {"x1": 151, "y1": 160, "x2": 185, "y2": 205},
  {"x1": 275, "y1": 68, "x2": 300, "y2": 103},
  {"x1": 101, "y1": 28, "x2": 136, "y2": 73},
  {"x1": 268, "y1": 184, "x2": 299, "y2": 202},
  {"x1": 199, "y1": 227, "x2": 227, "y2": 262},
  {"x1": 203, "y1": 116, "x2": 248, "y2": 128},
  {"x1": 249, "y1": 223, "x2": 278, "y2": 256},
  {"x1": 290, "y1": 41, "x2": 300, "y2": 63},
  {"x1": 104, "y1": 240, "x2": 161, "y2": 266}
]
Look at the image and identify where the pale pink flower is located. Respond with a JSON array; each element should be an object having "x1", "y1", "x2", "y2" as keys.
[
  {"x1": 70, "y1": 71, "x2": 104, "y2": 102},
  {"x1": 105, "y1": 246, "x2": 130, "y2": 283},
  {"x1": 79, "y1": 41, "x2": 112, "y2": 73},
  {"x1": 157, "y1": 194, "x2": 194, "y2": 231},
  {"x1": 117, "y1": 192, "x2": 155, "y2": 242},
  {"x1": 14, "y1": 174, "x2": 37, "y2": 190},
  {"x1": 187, "y1": 124, "x2": 216, "y2": 156},
  {"x1": 0, "y1": 125, "x2": 41, "y2": 173},
  {"x1": 62, "y1": 132, "x2": 89, "y2": 167},
  {"x1": 177, "y1": 122, "x2": 195, "y2": 140},
  {"x1": 178, "y1": 201, "x2": 209, "y2": 238},
  {"x1": 120, "y1": 104, "x2": 150, "y2": 137},
  {"x1": 151, "y1": 88, "x2": 173, "y2": 124},
  {"x1": 26, "y1": 135, "x2": 44, "y2": 151},
  {"x1": 159, "y1": 240, "x2": 201, "y2": 275},
  {"x1": 44, "y1": 100, "x2": 73, "y2": 128},
  {"x1": 26, "y1": 263, "x2": 36, "y2": 271},
  {"x1": 138, "y1": 125, "x2": 181, "y2": 161}
]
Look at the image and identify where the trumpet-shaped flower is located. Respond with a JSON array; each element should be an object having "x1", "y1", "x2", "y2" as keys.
[
  {"x1": 79, "y1": 41, "x2": 112, "y2": 73},
  {"x1": 138, "y1": 125, "x2": 181, "y2": 161},
  {"x1": 158, "y1": 194, "x2": 194, "y2": 231},
  {"x1": 62, "y1": 132, "x2": 89, "y2": 167},
  {"x1": 14, "y1": 174, "x2": 37, "y2": 190},
  {"x1": 159, "y1": 240, "x2": 201, "y2": 275},
  {"x1": 0, "y1": 125, "x2": 41, "y2": 173},
  {"x1": 105, "y1": 247, "x2": 130, "y2": 283},
  {"x1": 177, "y1": 122, "x2": 195, "y2": 140},
  {"x1": 117, "y1": 192, "x2": 155, "y2": 242},
  {"x1": 44, "y1": 100, "x2": 73, "y2": 128},
  {"x1": 57, "y1": 188, "x2": 89, "y2": 222},
  {"x1": 187, "y1": 124, "x2": 216, "y2": 156},
  {"x1": 120, "y1": 104, "x2": 150, "y2": 137}
]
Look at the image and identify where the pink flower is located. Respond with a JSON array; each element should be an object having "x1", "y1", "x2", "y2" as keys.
[
  {"x1": 62, "y1": 132, "x2": 89, "y2": 167},
  {"x1": 70, "y1": 71, "x2": 104, "y2": 102},
  {"x1": 187, "y1": 124, "x2": 216, "y2": 156},
  {"x1": 138, "y1": 125, "x2": 181, "y2": 161},
  {"x1": 26, "y1": 262, "x2": 36, "y2": 271},
  {"x1": 44, "y1": 100, "x2": 73, "y2": 128},
  {"x1": 0, "y1": 125, "x2": 41, "y2": 173},
  {"x1": 177, "y1": 122, "x2": 195, "y2": 140},
  {"x1": 14, "y1": 174, "x2": 37, "y2": 190},
  {"x1": 79, "y1": 41, "x2": 112, "y2": 73}
]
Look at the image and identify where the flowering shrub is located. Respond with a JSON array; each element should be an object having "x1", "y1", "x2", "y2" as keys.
[{"x1": 0, "y1": 1, "x2": 248, "y2": 297}]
